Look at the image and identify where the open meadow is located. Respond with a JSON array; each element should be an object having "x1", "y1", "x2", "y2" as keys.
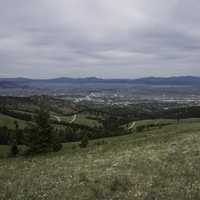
[{"x1": 1, "y1": 119, "x2": 200, "y2": 200}]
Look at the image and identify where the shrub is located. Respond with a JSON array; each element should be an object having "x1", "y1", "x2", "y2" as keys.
[
  {"x1": 110, "y1": 175, "x2": 131, "y2": 192},
  {"x1": 71, "y1": 144, "x2": 77, "y2": 150},
  {"x1": 0, "y1": 126, "x2": 10, "y2": 145},
  {"x1": 94, "y1": 140, "x2": 107, "y2": 146},
  {"x1": 79, "y1": 133, "x2": 89, "y2": 148},
  {"x1": 53, "y1": 142, "x2": 63, "y2": 152},
  {"x1": 136, "y1": 125, "x2": 145, "y2": 132},
  {"x1": 9, "y1": 143, "x2": 19, "y2": 157}
]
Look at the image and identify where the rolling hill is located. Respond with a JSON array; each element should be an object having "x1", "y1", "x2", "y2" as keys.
[{"x1": 1, "y1": 76, "x2": 200, "y2": 89}]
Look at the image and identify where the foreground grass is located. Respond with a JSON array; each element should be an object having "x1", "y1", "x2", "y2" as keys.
[{"x1": 1, "y1": 120, "x2": 200, "y2": 199}]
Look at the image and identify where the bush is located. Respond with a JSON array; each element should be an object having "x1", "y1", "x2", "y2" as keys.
[
  {"x1": 53, "y1": 142, "x2": 63, "y2": 152},
  {"x1": 9, "y1": 143, "x2": 19, "y2": 157},
  {"x1": 136, "y1": 125, "x2": 145, "y2": 132},
  {"x1": 0, "y1": 126, "x2": 10, "y2": 145},
  {"x1": 110, "y1": 175, "x2": 131, "y2": 192},
  {"x1": 79, "y1": 133, "x2": 89, "y2": 148},
  {"x1": 94, "y1": 140, "x2": 107, "y2": 146}
]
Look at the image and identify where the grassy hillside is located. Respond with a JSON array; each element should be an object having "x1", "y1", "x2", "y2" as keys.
[
  {"x1": 0, "y1": 111, "x2": 99, "y2": 129},
  {"x1": 0, "y1": 113, "x2": 27, "y2": 129},
  {"x1": 1, "y1": 120, "x2": 200, "y2": 199},
  {"x1": 58, "y1": 113, "x2": 99, "y2": 127}
]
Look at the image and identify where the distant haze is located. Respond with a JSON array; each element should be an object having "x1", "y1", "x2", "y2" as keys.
[{"x1": 1, "y1": 0, "x2": 200, "y2": 78}]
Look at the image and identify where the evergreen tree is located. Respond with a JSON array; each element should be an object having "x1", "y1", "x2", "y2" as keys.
[
  {"x1": 14, "y1": 120, "x2": 23, "y2": 144},
  {"x1": 52, "y1": 128, "x2": 63, "y2": 152},
  {"x1": 9, "y1": 121, "x2": 19, "y2": 157},
  {"x1": 79, "y1": 132, "x2": 89, "y2": 148},
  {"x1": 9, "y1": 142, "x2": 19, "y2": 157},
  {"x1": 25, "y1": 100, "x2": 62, "y2": 154},
  {"x1": 0, "y1": 126, "x2": 9, "y2": 145}
]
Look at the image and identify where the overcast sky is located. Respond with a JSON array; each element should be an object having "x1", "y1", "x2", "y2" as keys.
[{"x1": 0, "y1": 0, "x2": 200, "y2": 78}]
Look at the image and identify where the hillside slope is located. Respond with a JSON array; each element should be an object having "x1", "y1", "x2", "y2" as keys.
[{"x1": 1, "y1": 120, "x2": 200, "y2": 199}]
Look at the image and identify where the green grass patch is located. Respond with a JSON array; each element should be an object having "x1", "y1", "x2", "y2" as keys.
[
  {"x1": 58, "y1": 113, "x2": 99, "y2": 127},
  {"x1": 1, "y1": 120, "x2": 200, "y2": 199},
  {"x1": 0, "y1": 113, "x2": 27, "y2": 129}
]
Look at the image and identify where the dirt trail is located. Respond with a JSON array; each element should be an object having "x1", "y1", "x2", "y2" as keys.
[
  {"x1": 69, "y1": 114, "x2": 77, "y2": 123},
  {"x1": 128, "y1": 122, "x2": 136, "y2": 130},
  {"x1": 54, "y1": 115, "x2": 61, "y2": 123}
]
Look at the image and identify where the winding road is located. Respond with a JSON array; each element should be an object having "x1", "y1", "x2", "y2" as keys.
[
  {"x1": 128, "y1": 122, "x2": 136, "y2": 130},
  {"x1": 54, "y1": 115, "x2": 61, "y2": 123},
  {"x1": 53, "y1": 114, "x2": 77, "y2": 124},
  {"x1": 69, "y1": 114, "x2": 77, "y2": 123}
]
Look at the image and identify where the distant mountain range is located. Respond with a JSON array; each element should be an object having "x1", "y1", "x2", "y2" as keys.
[{"x1": 1, "y1": 76, "x2": 200, "y2": 88}]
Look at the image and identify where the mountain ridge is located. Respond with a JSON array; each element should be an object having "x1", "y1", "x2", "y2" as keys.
[{"x1": 1, "y1": 76, "x2": 200, "y2": 88}]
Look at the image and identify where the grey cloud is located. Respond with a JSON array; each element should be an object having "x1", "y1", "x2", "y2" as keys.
[{"x1": 0, "y1": 0, "x2": 200, "y2": 78}]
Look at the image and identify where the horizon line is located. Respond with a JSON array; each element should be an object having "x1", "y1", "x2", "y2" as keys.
[{"x1": 0, "y1": 75, "x2": 200, "y2": 80}]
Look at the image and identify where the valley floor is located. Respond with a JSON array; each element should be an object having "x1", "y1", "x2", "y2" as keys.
[{"x1": 1, "y1": 120, "x2": 200, "y2": 199}]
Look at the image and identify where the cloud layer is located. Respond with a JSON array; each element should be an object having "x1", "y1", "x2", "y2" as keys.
[{"x1": 0, "y1": 0, "x2": 200, "y2": 78}]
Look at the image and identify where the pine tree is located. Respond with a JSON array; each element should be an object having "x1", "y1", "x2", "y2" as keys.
[
  {"x1": 79, "y1": 132, "x2": 89, "y2": 148},
  {"x1": 25, "y1": 100, "x2": 61, "y2": 154},
  {"x1": 10, "y1": 142, "x2": 19, "y2": 157},
  {"x1": 9, "y1": 121, "x2": 19, "y2": 157}
]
